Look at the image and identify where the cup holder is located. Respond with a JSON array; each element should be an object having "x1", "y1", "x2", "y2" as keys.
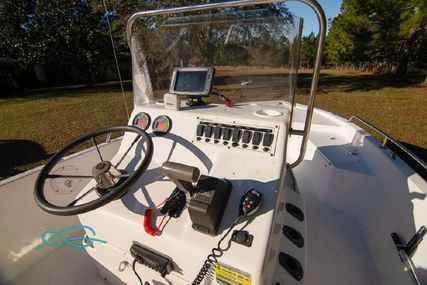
[{"x1": 254, "y1": 109, "x2": 283, "y2": 118}]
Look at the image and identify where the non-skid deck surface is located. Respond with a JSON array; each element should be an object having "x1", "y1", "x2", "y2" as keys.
[
  {"x1": 301, "y1": 185, "x2": 380, "y2": 285},
  {"x1": 9, "y1": 246, "x2": 106, "y2": 285}
]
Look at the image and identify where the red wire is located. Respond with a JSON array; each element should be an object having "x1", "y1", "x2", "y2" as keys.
[
  {"x1": 155, "y1": 191, "x2": 180, "y2": 208},
  {"x1": 143, "y1": 191, "x2": 179, "y2": 236},
  {"x1": 156, "y1": 198, "x2": 168, "y2": 208},
  {"x1": 158, "y1": 212, "x2": 170, "y2": 230}
]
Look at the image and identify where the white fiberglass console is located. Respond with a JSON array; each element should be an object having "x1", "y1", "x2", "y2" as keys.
[{"x1": 78, "y1": 101, "x2": 291, "y2": 284}]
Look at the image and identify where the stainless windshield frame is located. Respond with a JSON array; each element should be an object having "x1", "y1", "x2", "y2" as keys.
[{"x1": 126, "y1": 0, "x2": 327, "y2": 169}]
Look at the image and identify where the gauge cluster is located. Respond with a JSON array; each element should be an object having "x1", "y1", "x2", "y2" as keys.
[{"x1": 133, "y1": 112, "x2": 172, "y2": 136}]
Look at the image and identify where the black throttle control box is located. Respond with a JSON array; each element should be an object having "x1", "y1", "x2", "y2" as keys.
[{"x1": 188, "y1": 175, "x2": 232, "y2": 236}]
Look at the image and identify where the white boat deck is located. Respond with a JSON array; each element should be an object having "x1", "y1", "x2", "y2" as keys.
[
  {"x1": 10, "y1": 246, "x2": 106, "y2": 285},
  {"x1": 302, "y1": 181, "x2": 379, "y2": 285}
]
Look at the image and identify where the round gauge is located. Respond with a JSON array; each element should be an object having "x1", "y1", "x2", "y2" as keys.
[
  {"x1": 133, "y1": 112, "x2": 151, "y2": 130},
  {"x1": 152, "y1": 115, "x2": 172, "y2": 136}
]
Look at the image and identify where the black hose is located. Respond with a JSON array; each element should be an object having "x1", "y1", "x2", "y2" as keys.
[{"x1": 132, "y1": 259, "x2": 144, "y2": 285}]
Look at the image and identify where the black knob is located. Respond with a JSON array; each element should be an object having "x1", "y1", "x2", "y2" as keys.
[{"x1": 235, "y1": 231, "x2": 248, "y2": 243}]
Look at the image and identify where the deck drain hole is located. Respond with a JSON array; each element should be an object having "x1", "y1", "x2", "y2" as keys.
[
  {"x1": 286, "y1": 203, "x2": 304, "y2": 221},
  {"x1": 279, "y1": 252, "x2": 303, "y2": 281},
  {"x1": 283, "y1": 226, "x2": 304, "y2": 248},
  {"x1": 287, "y1": 259, "x2": 297, "y2": 269}
]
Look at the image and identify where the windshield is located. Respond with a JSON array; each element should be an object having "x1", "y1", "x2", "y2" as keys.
[{"x1": 130, "y1": 4, "x2": 303, "y2": 108}]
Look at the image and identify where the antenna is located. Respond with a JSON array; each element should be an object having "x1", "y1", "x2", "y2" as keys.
[{"x1": 102, "y1": 0, "x2": 130, "y2": 120}]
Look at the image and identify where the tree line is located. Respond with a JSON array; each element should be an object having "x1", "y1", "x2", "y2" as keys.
[
  {"x1": 0, "y1": 1, "x2": 189, "y2": 87},
  {"x1": 1, "y1": 0, "x2": 426, "y2": 89},
  {"x1": 301, "y1": 0, "x2": 427, "y2": 84},
  {"x1": 0, "y1": 0, "x2": 295, "y2": 88}
]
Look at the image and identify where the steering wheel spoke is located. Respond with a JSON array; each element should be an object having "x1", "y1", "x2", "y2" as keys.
[
  {"x1": 115, "y1": 134, "x2": 141, "y2": 168},
  {"x1": 91, "y1": 136, "x2": 104, "y2": 162},
  {"x1": 46, "y1": 174, "x2": 93, "y2": 179},
  {"x1": 114, "y1": 172, "x2": 134, "y2": 178},
  {"x1": 67, "y1": 186, "x2": 97, "y2": 207}
]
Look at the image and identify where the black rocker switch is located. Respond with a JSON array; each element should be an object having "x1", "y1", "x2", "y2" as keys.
[
  {"x1": 213, "y1": 126, "x2": 222, "y2": 139},
  {"x1": 239, "y1": 189, "x2": 263, "y2": 217},
  {"x1": 252, "y1": 132, "x2": 262, "y2": 145},
  {"x1": 242, "y1": 131, "x2": 252, "y2": 144},
  {"x1": 196, "y1": 124, "x2": 204, "y2": 137},
  {"x1": 223, "y1": 128, "x2": 232, "y2": 140},
  {"x1": 204, "y1": 126, "x2": 213, "y2": 138},
  {"x1": 262, "y1": 133, "x2": 274, "y2": 147},
  {"x1": 232, "y1": 129, "x2": 241, "y2": 143}
]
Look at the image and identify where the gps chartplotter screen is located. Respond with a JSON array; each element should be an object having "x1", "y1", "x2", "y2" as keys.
[
  {"x1": 174, "y1": 71, "x2": 207, "y2": 92},
  {"x1": 169, "y1": 67, "x2": 214, "y2": 96}
]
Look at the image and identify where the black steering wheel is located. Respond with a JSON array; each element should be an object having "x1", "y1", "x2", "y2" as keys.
[{"x1": 34, "y1": 126, "x2": 153, "y2": 216}]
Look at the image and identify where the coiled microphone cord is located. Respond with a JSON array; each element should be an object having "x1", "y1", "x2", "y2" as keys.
[{"x1": 192, "y1": 216, "x2": 243, "y2": 285}]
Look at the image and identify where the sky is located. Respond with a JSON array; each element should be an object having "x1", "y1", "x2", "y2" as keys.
[{"x1": 286, "y1": 0, "x2": 343, "y2": 36}]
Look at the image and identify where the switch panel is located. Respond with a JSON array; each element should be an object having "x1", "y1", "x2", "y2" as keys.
[{"x1": 194, "y1": 120, "x2": 278, "y2": 155}]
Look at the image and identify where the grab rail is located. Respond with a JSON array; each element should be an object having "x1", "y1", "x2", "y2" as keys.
[
  {"x1": 287, "y1": 1, "x2": 326, "y2": 169},
  {"x1": 350, "y1": 116, "x2": 427, "y2": 177},
  {"x1": 126, "y1": 0, "x2": 327, "y2": 170}
]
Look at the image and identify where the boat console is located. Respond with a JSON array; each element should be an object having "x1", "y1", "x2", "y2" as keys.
[
  {"x1": 33, "y1": 59, "x2": 295, "y2": 284},
  {"x1": 75, "y1": 99, "x2": 290, "y2": 284}
]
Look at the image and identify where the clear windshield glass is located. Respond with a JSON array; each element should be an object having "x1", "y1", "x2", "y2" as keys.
[{"x1": 130, "y1": 4, "x2": 303, "y2": 107}]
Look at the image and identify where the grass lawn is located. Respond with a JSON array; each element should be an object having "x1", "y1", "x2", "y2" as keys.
[
  {"x1": 1, "y1": 70, "x2": 426, "y2": 180},
  {"x1": 0, "y1": 83, "x2": 134, "y2": 179},
  {"x1": 297, "y1": 69, "x2": 426, "y2": 150}
]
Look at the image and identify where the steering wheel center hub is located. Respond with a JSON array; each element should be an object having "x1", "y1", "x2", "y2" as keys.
[
  {"x1": 95, "y1": 161, "x2": 109, "y2": 171},
  {"x1": 93, "y1": 161, "x2": 121, "y2": 190}
]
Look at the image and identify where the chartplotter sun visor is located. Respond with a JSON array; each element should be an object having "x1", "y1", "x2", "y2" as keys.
[{"x1": 169, "y1": 67, "x2": 214, "y2": 96}]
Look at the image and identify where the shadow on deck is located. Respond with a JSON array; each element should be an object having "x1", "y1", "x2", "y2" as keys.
[{"x1": 0, "y1": 140, "x2": 48, "y2": 179}]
